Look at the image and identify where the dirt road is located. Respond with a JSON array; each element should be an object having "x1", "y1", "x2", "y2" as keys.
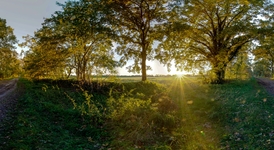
[
  {"x1": 0, "y1": 79, "x2": 18, "y2": 98},
  {"x1": 0, "y1": 79, "x2": 18, "y2": 123},
  {"x1": 256, "y1": 78, "x2": 274, "y2": 96}
]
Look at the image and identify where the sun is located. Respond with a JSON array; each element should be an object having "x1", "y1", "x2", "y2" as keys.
[{"x1": 176, "y1": 74, "x2": 184, "y2": 78}]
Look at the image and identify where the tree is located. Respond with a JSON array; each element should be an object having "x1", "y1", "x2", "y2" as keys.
[
  {"x1": 51, "y1": 0, "x2": 119, "y2": 81},
  {"x1": 21, "y1": 31, "x2": 68, "y2": 79},
  {"x1": 253, "y1": 58, "x2": 272, "y2": 77},
  {"x1": 253, "y1": 43, "x2": 274, "y2": 78},
  {"x1": 0, "y1": 18, "x2": 19, "y2": 78},
  {"x1": 252, "y1": 2, "x2": 274, "y2": 77},
  {"x1": 226, "y1": 50, "x2": 252, "y2": 79},
  {"x1": 161, "y1": 0, "x2": 265, "y2": 83},
  {"x1": 22, "y1": 0, "x2": 119, "y2": 80},
  {"x1": 106, "y1": 0, "x2": 169, "y2": 81}
]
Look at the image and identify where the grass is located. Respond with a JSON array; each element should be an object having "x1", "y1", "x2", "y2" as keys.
[{"x1": 0, "y1": 77, "x2": 274, "y2": 149}]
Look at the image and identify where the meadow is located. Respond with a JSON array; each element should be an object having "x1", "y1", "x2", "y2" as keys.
[{"x1": 0, "y1": 76, "x2": 274, "y2": 149}]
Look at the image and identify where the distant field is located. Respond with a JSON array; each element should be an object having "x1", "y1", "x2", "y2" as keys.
[{"x1": 99, "y1": 75, "x2": 198, "y2": 83}]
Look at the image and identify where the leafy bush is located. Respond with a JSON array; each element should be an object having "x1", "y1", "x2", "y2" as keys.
[
  {"x1": 104, "y1": 83, "x2": 182, "y2": 149},
  {"x1": 63, "y1": 80, "x2": 182, "y2": 149}
]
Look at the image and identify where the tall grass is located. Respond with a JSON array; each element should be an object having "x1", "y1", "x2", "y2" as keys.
[{"x1": 1, "y1": 77, "x2": 274, "y2": 149}]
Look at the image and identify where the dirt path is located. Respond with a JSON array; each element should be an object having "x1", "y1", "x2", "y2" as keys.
[
  {"x1": 0, "y1": 79, "x2": 18, "y2": 98},
  {"x1": 256, "y1": 78, "x2": 274, "y2": 96},
  {"x1": 0, "y1": 79, "x2": 18, "y2": 123}
]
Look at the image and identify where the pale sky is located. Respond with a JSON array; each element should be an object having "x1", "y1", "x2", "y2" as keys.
[
  {"x1": 0, "y1": 0, "x2": 183, "y2": 75},
  {"x1": 0, "y1": 0, "x2": 67, "y2": 41}
]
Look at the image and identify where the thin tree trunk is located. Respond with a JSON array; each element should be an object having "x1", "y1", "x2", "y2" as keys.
[
  {"x1": 66, "y1": 68, "x2": 72, "y2": 79},
  {"x1": 141, "y1": 45, "x2": 147, "y2": 81},
  {"x1": 82, "y1": 59, "x2": 86, "y2": 81},
  {"x1": 76, "y1": 56, "x2": 80, "y2": 80}
]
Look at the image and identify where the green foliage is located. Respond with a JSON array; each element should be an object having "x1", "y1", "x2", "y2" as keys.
[
  {"x1": 252, "y1": 13, "x2": 274, "y2": 77},
  {"x1": 106, "y1": 82, "x2": 181, "y2": 149},
  {"x1": 0, "y1": 79, "x2": 104, "y2": 149},
  {"x1": 21, "y1": 0, "x2": 119, "y2": 80},
  {"x1": 106, "y1": 0, "x2": 170, "y2": 81},
  {"x1": 160, "y1": 0, "x2": 267, "y2": 83},
  {"x1": 122, "y1": 81, "x2": 166, "y2": 101},
  {"x1": 0, "y1": 78, "x2": 185, "y2": 149},
  {"x1": 19, "y1": 0, "x2": 274, "y2": 82},
  {"x1": 0, "y1": 18, "x2": 20, "y2": 78},
  {"x1": 21, "y1": 34, "x2": 68, "y2": 79},
  {"x1": 253, "y1": 58, "x2": 272, "y2": 77},
  {"x1": 3, "y1": 76, "x2": 274, "y2": 149},
  {"x1": 226, "y1": 51, "x2": 252, "y2": 79}
]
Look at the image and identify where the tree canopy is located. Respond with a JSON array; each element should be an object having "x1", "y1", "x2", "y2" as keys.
[
  {"x1": 0, "y1": 18, "x2": 19, "y2": 78},
  {"x1": 18, "y1": 0, "x2": 274, "y2": 82},
  {"x1": 21, "y1": 0, "x2": 119, "y2": 80},
  {"x1": 106, "y1": 0, "x2": 170, "y2": 81},
  {"x1": 252, "y1": 1, "x2": 274, "y2": 77},
  {"x1": 159, "y1": 0, "x2": 267, "y2": 83}
]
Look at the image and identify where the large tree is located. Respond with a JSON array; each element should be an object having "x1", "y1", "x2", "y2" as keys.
[
  {"x1": 161, "y1": 0, "x2": 266, "y2": 83},
  {"x1": 106, "y1": 0, "x2": 169, "y2": 81},
  {"x1": 0, "y1": 18, "x2": 19, "y2": 78},
  {"x1": 22, "y1": 0, "x2": 119, "y2": 80}
]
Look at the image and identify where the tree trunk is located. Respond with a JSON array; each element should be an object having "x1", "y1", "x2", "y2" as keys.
[
  {"x1": 213, "y1": 65, "x2": 226, "y2": 84},
  {"x1": 76, "y1": 56, "x2": 80, "y2": 80},
  {"x1": 141, "y1": 46, "x2": 147, "y2": 81},
  {"x1": 66, "y1": 68, "x2": 72, "y2": 79},
  {"x1": 82, "y1": 59, "x2": 87, "y2": 81},
  {"x1": 213, "y1": 70, "x2": 224, "y2": 84}
]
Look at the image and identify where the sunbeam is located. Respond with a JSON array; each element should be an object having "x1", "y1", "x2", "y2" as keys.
[{"x1": 167, "y1": 76, "x2": 221, "y2": 149}]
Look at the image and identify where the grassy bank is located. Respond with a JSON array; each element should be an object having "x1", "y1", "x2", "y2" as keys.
[{"x1": 0, "y1": 77, "x2": 273, "y2": 149}]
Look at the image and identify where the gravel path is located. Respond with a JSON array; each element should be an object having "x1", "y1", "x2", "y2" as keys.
[{"x1": 0, "y1": 79, "x2": 19, "y2": 123}]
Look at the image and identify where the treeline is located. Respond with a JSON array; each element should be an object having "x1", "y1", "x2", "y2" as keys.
[
  {"x1": 0, "y1": 18, "x2": 20, "y2": 78},
  {"x1": 1, "y1": 0, "x2": 274, "y2": 83}
]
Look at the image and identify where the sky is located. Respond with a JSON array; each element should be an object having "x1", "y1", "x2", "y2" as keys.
[{"x1": 0, "y1": 0, "x2": 185, "y2": 75}]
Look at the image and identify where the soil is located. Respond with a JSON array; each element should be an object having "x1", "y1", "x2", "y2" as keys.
[
  {"x1": 256, "y1": 77, "x2": 274, "y2": 96},
  {"x1": 0, "y1": 79, "x2": 19, "y2": 123}
]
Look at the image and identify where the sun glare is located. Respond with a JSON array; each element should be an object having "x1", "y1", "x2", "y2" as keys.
[{"x1": 176, "y1": 74, "x2": 184, "y2": 78}]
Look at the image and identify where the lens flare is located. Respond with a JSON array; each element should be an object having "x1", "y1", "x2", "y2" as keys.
[{"x1": 176, "y1": 74, "x2": 184, "y2": 78}]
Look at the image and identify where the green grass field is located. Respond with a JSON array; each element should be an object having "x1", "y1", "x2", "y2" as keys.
[{"x1": 0, "y1": 76, "x2": 274, "y2": 149}]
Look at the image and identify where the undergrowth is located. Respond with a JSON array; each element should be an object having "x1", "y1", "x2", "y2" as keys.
[
  {"x1": 0, "y1": 78, "x2": 182, "y2": 149},
  {"x1": 0, "y1": 77, "x2": 274, "y2": 149}
]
